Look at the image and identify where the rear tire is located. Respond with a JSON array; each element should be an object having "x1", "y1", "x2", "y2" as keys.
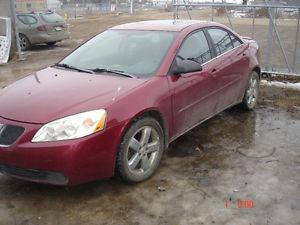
[
  {"x1": 19, "y1": 34, "x2": 31, "y2": 51},
  {"x1": 240, "y1": 71, "x2": 260, "y2": 110},
  {"x1": 116, "y1": 117, "x2": 164, "y2": 183}
]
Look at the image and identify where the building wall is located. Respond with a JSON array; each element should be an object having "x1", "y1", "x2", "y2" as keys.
[{"x1": 15, "y1": 0, "x2": 47, "y2": 12}]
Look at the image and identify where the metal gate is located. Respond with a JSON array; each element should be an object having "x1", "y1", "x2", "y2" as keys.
[{"x1": 172, "y1": 0, "x2": 300, "y2": 77}]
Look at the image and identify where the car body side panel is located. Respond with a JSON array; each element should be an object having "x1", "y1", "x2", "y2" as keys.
[
  {"x1": 17, "y1": 16, "x2": 41, "y2": 43},
  {"x1": 157, "y1": 24, "x2": 255, "y2": 141},
  {"x1": 210, "y1": 44, "x2": 250, "y2": 111},
  {"x1": 106, "y1": 76, "x2": 173, "y2": 146},
  {"x1": 167, "y1": 64, "x2": 218, "y2": 140},
  {"x1": 228, "y1": 43, "x2": 252, "y2": 103},
  {"x1": 237, "y1": 39, "x2": 261, "y2": 102}
]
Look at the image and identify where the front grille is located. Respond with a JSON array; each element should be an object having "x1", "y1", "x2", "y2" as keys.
[
  {"x1": 0, "y1": 124, "x2": 25, "y2": 146},
  {"x1": 0, "y1": 164, "x2": 68, "y2": 185}
]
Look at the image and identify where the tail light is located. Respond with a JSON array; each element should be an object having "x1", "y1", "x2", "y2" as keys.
[{"x1": 37, "y1": 25, "x2": 47, "y2": 32}]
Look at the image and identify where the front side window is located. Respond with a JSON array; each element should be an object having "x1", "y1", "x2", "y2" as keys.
[
  {"x1": 207, "y1": 28, "x2": 234, "y2": 55},
  {"x1": 60, "y1": 30, "x2": 176, "y2": 77},
  {"x1": 177, "y1": 30, "x2": 212, "y2": 64}
]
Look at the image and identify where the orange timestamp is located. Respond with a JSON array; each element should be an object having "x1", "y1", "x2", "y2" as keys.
[{"x1": 224, "y1": 199, "x2": 254, "y2": 209}]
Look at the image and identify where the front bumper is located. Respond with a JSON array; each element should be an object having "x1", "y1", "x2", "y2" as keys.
[
  {"x1": 0, "y1": 164, "x2": 68, "y2": 185},
  {"x1": 0, "y1": 116, "x2": 123, "y2": 186}
]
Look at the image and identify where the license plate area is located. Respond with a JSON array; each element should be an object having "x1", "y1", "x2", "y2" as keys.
[{"x1": 55, "y1": 26, "x2": 62, "y2": 31}]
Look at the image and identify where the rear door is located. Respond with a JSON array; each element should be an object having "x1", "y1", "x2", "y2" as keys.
[
  {"x1": 168, "y1": 30, "x2": 218, "y2": 138},
  {"x1": 206, "y1": 27, "x2": 249, "y2": 111}
]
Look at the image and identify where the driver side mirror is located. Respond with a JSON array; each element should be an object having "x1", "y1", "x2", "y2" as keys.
[{"x1": 172, "y1": 59, "x2": 203, "y2": 76}]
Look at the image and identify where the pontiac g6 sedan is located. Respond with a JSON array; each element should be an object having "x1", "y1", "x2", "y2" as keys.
[{"x1": 0, "y1": 20, "x2": 260, "y2": 185}]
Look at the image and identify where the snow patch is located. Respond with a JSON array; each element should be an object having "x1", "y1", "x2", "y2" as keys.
[{"x1": 261, "y1": 80, "x2": 300, "y2": 91}]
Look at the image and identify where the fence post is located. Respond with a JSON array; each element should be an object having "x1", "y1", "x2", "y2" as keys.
[
  {"x1": 252, "y1": 6, "x2": 255, "y2": 38},
  {"x1": 265, "y1": 0, "x2": 275, "y2": 71},
  {"x1": 130, "y1": 0, "x2": 134, "y2": 14},
  {"x1": 211, "y1": 0, "x2": 214, "y2": 21},
  {"x1": 183, "y1": 0, "x2": 191, "y2": 19},
  {"x1": 10, "y1": 0, "x2": 21, "y2": 59},
  {"x1": 173, "y1": 0, "x2": 176, "y2": 20},
  {"x1": 267, "y1": 0, "x2": 291, "y2": 72},
  {"x1": 292, "y1": 9, "x2": 300, "y2": 72}
]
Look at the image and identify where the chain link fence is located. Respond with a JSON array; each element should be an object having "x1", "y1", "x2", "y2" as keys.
[{"x1": 172, "y1": 1, "x2": 300, "y2": 76}]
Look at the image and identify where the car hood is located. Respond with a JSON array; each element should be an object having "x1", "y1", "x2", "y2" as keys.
[{"x1": 0, "y1": 67, "x2": 147, "y2": 124}]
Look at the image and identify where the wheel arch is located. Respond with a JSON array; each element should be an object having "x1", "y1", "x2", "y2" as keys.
[
  {"x1": 252, "y1": 66, "x2": 261, "y2": 79},
  {"x1": 120, "y1": 108, "x2": 169, "y2": 150}
]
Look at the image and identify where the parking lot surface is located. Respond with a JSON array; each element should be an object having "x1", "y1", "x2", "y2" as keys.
[{"x1": 0, "y1": 11, "x2": 299, "y2": 225}]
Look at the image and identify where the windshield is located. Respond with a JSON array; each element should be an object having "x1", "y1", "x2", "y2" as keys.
[{"x1": 60, "y1": 30, "x2": 176, "y2": 78}]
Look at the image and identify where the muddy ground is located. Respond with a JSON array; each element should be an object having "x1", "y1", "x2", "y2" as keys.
[{"x1": 0, "y1": 10, "x2": 300, "y2": 225}]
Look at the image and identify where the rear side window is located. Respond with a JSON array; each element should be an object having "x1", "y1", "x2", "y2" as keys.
[
  {"x1": 178, "y1": 30, "x2": 212, "y2": 64},
  {"x1": 207, "y1": 28, "x2": 234, "y2": 55},
  {"x1": 40, "y1": 12, "x2": 64, "y2": 23},
  {"x1": 17, "y1": 15, "x2": 38, "y2": 25}
]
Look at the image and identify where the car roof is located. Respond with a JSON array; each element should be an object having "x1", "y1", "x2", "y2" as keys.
[
  {"x1": 111, "y1": 20, "x2": 219, "y2": 32},
  {"x1": 16, "y1": 11, "x2": 55, "y2": 15}
]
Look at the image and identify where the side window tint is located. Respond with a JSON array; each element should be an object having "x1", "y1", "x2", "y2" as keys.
[
  {"x1": 18, "y1": 15, "x2": 37, "y2": 25},
  {"x1": 207, "y1": 28, "x2": 233, "y2": 55},
  {"x1": 177, "y1": 30, "x2": 212, "y2": 64},
  {"x1": 230, "y1": 34, "x2": 243, "y2": 47}
]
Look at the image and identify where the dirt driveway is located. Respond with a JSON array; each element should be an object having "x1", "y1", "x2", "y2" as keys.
[{"x1": 0, "y1": 11, "x2": 299, "y2": 225}]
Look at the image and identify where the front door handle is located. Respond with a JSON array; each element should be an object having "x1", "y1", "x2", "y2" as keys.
[{"x1": 211, "y1": 68, "x2": 218, "y2": 77}]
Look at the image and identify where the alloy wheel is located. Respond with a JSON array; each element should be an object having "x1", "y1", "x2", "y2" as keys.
[
  {"x1": 246, "y1": 75, "x2": 259, "y2": 108},
  {"x1": 126, "y1": 126, "x2": 160, "y2": 175},
  {"x1": 19, "y1": 35, "x2": 28, "y2": 51}
]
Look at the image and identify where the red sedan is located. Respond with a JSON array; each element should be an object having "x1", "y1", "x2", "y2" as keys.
[{"x1": 0, "y1": 20, "x2": 260, "y2": 185}]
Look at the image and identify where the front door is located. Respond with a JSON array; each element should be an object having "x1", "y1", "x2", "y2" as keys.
[{"x1": 168, "y1": 30, "x2": 218, "y2": 138}]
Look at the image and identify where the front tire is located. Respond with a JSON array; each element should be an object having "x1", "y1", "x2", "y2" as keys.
[
  {"x1": 241, "y1": 71, "x2": 260, "y2": 110},
  {"x1": 116, "y1": 117, "x2": 164, "y2": 183}
]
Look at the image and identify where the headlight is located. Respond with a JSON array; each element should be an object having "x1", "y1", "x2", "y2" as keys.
[{"x1": 32, "y1": 109, "x2": 107, "y2": 142}]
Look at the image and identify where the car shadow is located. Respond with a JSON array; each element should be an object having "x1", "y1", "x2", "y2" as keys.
[{"x1": 25, "y1": 43, "x2": 71, "y2": 52}]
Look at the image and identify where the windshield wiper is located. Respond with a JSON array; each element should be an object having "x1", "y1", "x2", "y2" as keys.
[
  {"x1": 91, "y1": 68, "x2": 136, "y2": 78},
  {"x1": 54, "y1": 63, "x2": 94, "y2": 74}
]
